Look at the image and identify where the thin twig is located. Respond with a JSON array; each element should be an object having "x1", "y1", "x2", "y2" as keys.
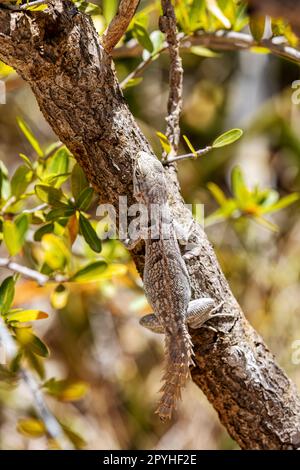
[
  {"x1": 0, "y1": 258, "x2": 66, "y2": 285},
  {"x1": 102, "y1": 0, "x2": 140, "y2": 54},
  {"x1": 1, "y1": 0, "x2": 48, "y2": 11},
  {"x1": 113, "y1": 30, "x2": 300, "y2": 65},
  {"x1": 164, "y1": 146, "x2": 212, "y2": 164},
  {"x1": 0, "y1": 317, "x2": 71, "y2": 448},
  {"x1": 120, "y1": 46, "x2": 165, "y2": 89},
  {"x1": 160, "y1": 0, "x2": 183, "y2": 159}
]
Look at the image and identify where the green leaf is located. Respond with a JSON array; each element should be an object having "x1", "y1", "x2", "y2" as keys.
[
  {"x1": 6, "y1": 309, "x2": 48, "y2": 323},
  {"x1": 41, "y1": 234, "x2": 70, "y2": 270},
  {"x1": 50, "y1": 284, "x2": 69, "y2": 310},
  {"x1": 206, "y1": 0, "x2": 231, "y2": 29},
  {"x1": 183, "y1": 135, "x2": 197, "y2": 156},
  {"x1": 0, "y1": 276, "x2": 15, "y2": 314},
  {"x1": 19, "y1": 153, "x2": 33, "y2": 169},
  {"x1": 132, "y1": 22, "x2": 153, "y2": 53},
  {"x1": 103, "y1": 0, "x2": 118, "y2": 24},
  {"x1": 156, "y1": 131, "x2": 171, "y2": 154},
  {"x1": 123, "y1": 77, "x2": 143, "y2": 90},
  {"x1": 35, "y1": 184, "x2": 68, "y2": 207},
  {"x1": 189, "y1": 46, "x2": 220, "y2": 58},
  {"x1": 253, "y1": 216, "x2": 279, "y2": 232},
  {"x1": 76, "y1": 187, "x2": 94, "y2": 211},
  {"x1": 45, "y1": 207, "x2": 75, "y2": 221},
  {"x1": 212, "y1": 128, "x2": 243, "y2": 148},
  {"x1": 0, "y1": 161, "x2": 11, "y2": 200},
  {"x1": 17, "y1": 419, "x2": 46, "y2": 438},
  {"x1": 70, "y1": 261, "x2": 108, "y2": 282},
  {"x1": 190, "y1": 0, "x2": 206, "y2": 30},
  {"x1": 231, "y1": 166, "x2": 249, "y2": 203},
  {"x1": 71, "y1": 163, "x2": 89, "y2": 199},
  {"x1": 61, "y1": 424, "x2": 86, "y2": 450},
  {"x1": 43, "y1": 378, "x2": 88, "y2": 402},
  {"x1": 11, "y1": 165, "x2": 33, "y2": 198},
  {"x1": 34, "y1": 223, "x2": 55, "y2": 242},
  {"x1": 26, "y1": 350, "x2": 45, "y2": 379},
  {"x1": 79, "y1": 214, "x2": 102, "y2": 253},
  {"x1": 15, "y1": 328, "x2": 49, "y2": 358},
  {"x1": 45, "y1": 147, "x2": 70, "y2": 187},
  {"x1": 249, "y1": 15, "x2": 266, "y2": 42},
  {"x1": 207, "y1": 182, "x2": 228, "y2": 206},
  {"x1": 17, "y1": 117, "x2": 43, "y2": 157},
  {"x1": 3, "y1": 214, "x2": 29, "y2": 256},
  {"x1": 260, "y1": 193, "x2": 300, "y2": 214}
]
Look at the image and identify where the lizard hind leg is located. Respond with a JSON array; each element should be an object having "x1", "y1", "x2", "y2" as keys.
[{"x1": 156, "y1": 328, "x2": 193, "y2": 421}]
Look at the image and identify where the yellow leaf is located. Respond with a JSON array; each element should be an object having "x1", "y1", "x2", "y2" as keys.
[{"x1": 17, "y1": 418, "x2": 46, "y2": 438}]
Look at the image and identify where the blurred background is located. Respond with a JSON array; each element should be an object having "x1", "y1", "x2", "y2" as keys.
[{"x1": 0, "y1": 0, "x2": 300, "y2": 450}]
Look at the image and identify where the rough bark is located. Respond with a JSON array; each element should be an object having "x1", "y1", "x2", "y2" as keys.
[{"x1": 0, "y1": 1, "x2": 300, "y2": 449}]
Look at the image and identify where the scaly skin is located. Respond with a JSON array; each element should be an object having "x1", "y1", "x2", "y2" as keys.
[{"x1": 128, "y1": 152, "x2": 194, "y2": 420}]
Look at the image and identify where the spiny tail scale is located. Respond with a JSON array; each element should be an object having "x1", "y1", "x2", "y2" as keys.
[{"x1": 156, "y1": 325, "x2": 194, "y2": 420}]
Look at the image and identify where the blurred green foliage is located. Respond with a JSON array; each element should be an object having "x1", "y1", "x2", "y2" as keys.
[{"x1": 0, "y1": 0, "x2": 300, "y2": 451}]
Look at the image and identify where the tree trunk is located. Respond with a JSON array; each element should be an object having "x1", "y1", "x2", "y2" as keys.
[{"x1": 0, "y1": 1, "x2": 300, "y2": 449}]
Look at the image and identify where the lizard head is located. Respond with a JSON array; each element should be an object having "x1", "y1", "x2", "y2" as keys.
[{"x1": 133, "y1": 151, "x2": 168, "y2": 204}]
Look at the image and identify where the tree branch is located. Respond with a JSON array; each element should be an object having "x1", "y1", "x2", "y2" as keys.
[
  {"x1": 113, "y1": 31, "x2": 300, "y2": 65},
  {"x1": 0, "y1": 1, "x2": 300, "y2": 449},
  {"x1": 102, "y1": 0, "x2": 140, "y2": 53},
  {"x1": 160, "y1": 0, "x2": 183, "y2": 158}
]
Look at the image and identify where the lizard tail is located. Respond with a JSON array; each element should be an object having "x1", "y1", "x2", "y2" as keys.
[{"x1": 156, "y1": 326, "x2": 194, "y2": 421}]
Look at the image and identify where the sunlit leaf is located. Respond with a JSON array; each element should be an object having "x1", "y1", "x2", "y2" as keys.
[
  {"x1": 212, "y1": 128, "x2": 243, "y2": 148},
  {"x1": 3, "y1": 214, "x2": 29, "y2": 256},
  {"x1": 45, "y1": 207, "x2": 75, "y2": 221},
  {"x1": 0, "y1": 61, "x2": 14, "y2": 79},
  {"x1": 189, "y1": 46, "x2": 220, "y2": 58},
  {"x1": 207, "y1": 182, "x2": 228, "y2": 206},
  {"x1": 123, "y1": 77, "x2": 143, "y2": 90},
  {"x1": 253, "y1": 216, "x2": 279, "y2": 232},
  {"x1": 260, "y1": 193, "x2": 300, "y2": 214},
  {"x1": 206, "y1": 0, "x2": 231, "y2": 29},
  {"x1": 0, "y1": 276, "x2": 15, "y2": 314},
  {"x1": 17, "y1": 419, "x2": 46, "y2": 438},
  {"x1": 156, "y1": 131, "x2": 171, "y2": 154},
  {"x1": 34, "y1": 223, "x2": 55, "y2": 242},
  {"x1": 183, "y1": 135, "x2": 197, "y2": 156},
  {"x1": 11, "y1": 165, "x2": 33, "y2": 198},
  {"x1": 15, "y1": 328, "x2": 49, "y2": 358},
  {"x1": 43, "y1": 378, "x2": 89, "y2": 402},
  {"x1": 190, "y1": 0, "x2": 206, "y2": 31},
  {"x1": 67, "y1": 214, "x2": 79, "y2": 246},
  {"x1": 231, "y1": 166, "x2": 249, "y2": 203},
  {"x1": 17, "y1": 117, "x2": 43, "y2": 157},
  {"x1": 51, "y1": 284, "x2": 69, "y2": 310},
  {"x1": 71, "y1": 163, "x2": 89, "y2": 199},
  {"x1": 61, "y1": 424, "x2": 86, "y2": 449},
  {"x1": 35, "y1": 184, "x2": 68, "y2": 208},
  {"x1": 102, "y1": 0, "x2": 118, "y2": 24},
  {"x1": 132, "y1": 22, "x2": 153, "y2": 53},
  {"x1": 41, "y1": 234, "x2": 70, "y2": 270},
  {"x1": 6, "y1": 309, "x2": 48, "y2": 323},
  {"x1": 249, "y1": 15, "x2": 266, "y2": 42},
  {"x1": 70, "y1": 261, "x2": 108, "y2": 282},
  {"x1": 45, "y1": 147, "x2": 70, "y2": 187},
  {"x1": 76, "y1": 187, "x2": 94, "y2": 211},
  {"x1": 79, "y1": 214, "x2": 102, "y2": 253}
]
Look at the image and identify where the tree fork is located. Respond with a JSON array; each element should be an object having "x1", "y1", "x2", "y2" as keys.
[{"x1": 0, "y1": 1, "x2": 300, "y2": 449}]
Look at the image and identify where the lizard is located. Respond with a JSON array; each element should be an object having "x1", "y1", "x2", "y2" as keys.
[{"x1": 125, "y1": 151, "x2": 230, "y2": 420}]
